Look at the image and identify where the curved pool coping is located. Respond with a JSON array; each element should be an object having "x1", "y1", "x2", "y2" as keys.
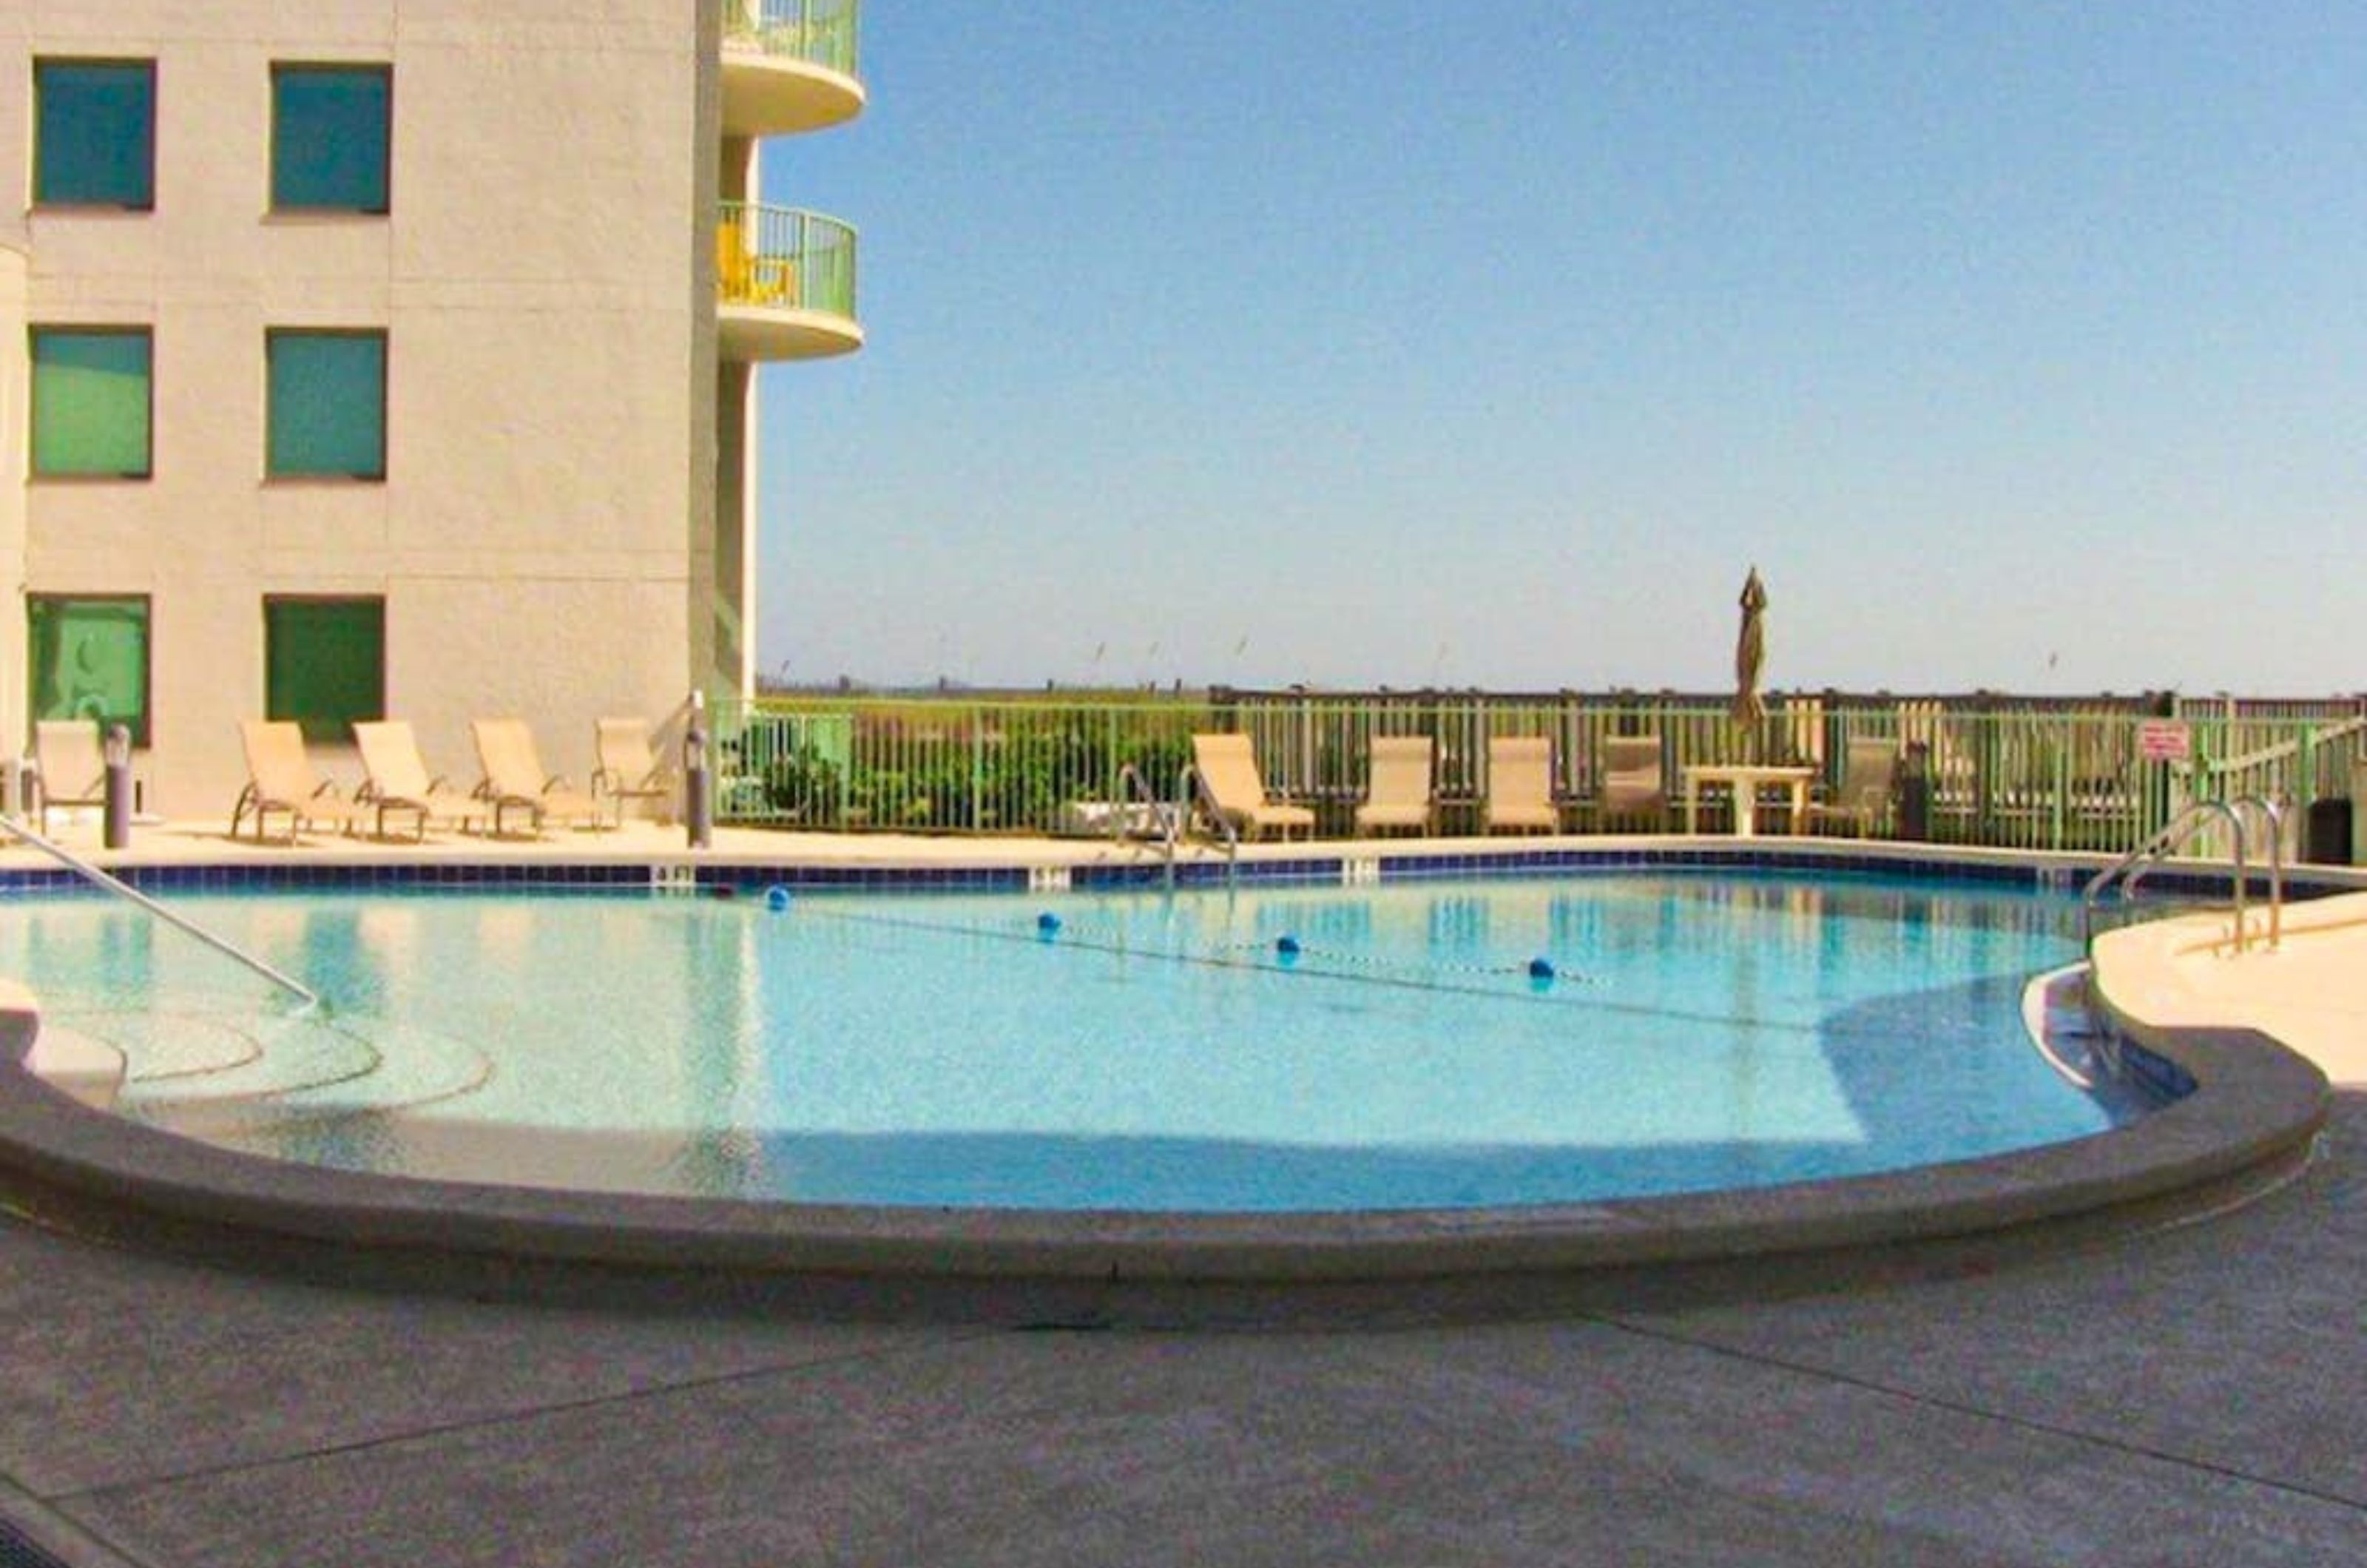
[{"x1": 0, "y1": 840, "x2": 2336, "y2": 1289}]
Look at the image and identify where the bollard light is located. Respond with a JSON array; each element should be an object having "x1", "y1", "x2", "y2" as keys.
[
  {"x1": 102, "y1": 723, "x2": 132, "y2": 849},
  {"x1": 684, "y1": 694, "x2": 713, "y2": 850}
]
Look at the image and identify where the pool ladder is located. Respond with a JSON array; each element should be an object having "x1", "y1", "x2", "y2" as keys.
[
  {"x1": 0, "y1": 814, "x2": 319, "y2": 1010},
  {"x1": 1110, "y1": 763, "x2": 1238, "y2": 890},
  {"x1": 2081, "y1": 794, "x2": 2285, "y2": 958}
]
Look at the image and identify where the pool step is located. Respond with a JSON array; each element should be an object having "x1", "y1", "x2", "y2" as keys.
[
  {"x1": 115, "y1": 1010, "x2": 379, "y2": 1107},
  {"x1": 47, "y1": 1004, "x2": 494, "y2": 1141},
  {"x1": 58, "y1": 1004, "x2": 266, "y2": 1082}
]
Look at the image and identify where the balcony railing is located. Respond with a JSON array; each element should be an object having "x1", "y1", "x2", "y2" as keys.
[
  {"x1": 723, "y1": 0, "x2": 860, "y2": 80},
  {"x1": 716, "y1": 201, "x2": 857, "y2": 320}
]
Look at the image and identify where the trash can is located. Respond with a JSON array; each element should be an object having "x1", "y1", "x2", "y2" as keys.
[
  {"x1": 1896, "y1": 741, "x2": 1931, "y2": 841},
  {"x1": 2306, "y1": 797, "x2": 2354, "y2": 865}
]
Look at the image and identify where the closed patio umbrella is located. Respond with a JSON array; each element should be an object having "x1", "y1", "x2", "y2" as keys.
[{"x1": 1731, "y1": 567, "x2": 1768, "y2": 729}]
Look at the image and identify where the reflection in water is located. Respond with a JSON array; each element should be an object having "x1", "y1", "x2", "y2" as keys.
[{"x1": 0, "y1": 872, "x2": 2131, "y2": 1211}]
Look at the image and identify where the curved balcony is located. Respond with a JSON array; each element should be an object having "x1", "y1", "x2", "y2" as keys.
[
  {"x1": 717, "y1": 202, "x2": 862, "y2": 362},
  {"x1": 721, "y1": 0, "x2": 865, "y2": 137}
]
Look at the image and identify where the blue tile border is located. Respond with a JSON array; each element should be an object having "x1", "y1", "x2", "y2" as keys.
[{"x1": 1, "y1": 847, "x2": 2357, "y2": 904}]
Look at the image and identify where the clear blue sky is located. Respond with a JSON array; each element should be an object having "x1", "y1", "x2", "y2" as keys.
[{"x1": 757, "y1": 1, "x2": 2365, "y2": 697}]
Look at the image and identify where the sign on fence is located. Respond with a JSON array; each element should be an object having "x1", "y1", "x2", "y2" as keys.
[{"x1": 2137, "y1": 720, "x2": 2192, "y2": 762}]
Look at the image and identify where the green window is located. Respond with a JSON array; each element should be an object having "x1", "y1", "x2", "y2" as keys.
[
  {"x1": 271, "y1": 64, "x2": 391, "y2": 212},
  {"x1": 265, "y1": 598, "x2": 385, "y2": 743},
  {"x1": 33, "y1": 60, "x2": 155, "y2": 209},
  {"x1": 267, "y1": 330, "x2": 387, "y2": 478},
  {"x1": 31, "y1": 328, "x2": 152, "y2": 478},
  {"x1": 27, "y1": 596, "x2": 151, "y2": 748}
]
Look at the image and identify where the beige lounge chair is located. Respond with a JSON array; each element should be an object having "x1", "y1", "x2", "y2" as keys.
[
  {"x1": 1801, "y1": 736, "x2": 1900, "y2": 837},
  {"x1": 232, "y1": 720, "x2": 371, "y2": 842},
  {"x1": 592, "y1": 716, "x2": 678, "y2": 825},
  {"x1": 1597, "y1": 734, "x2": 1668, "y2": 829},
  {"x1": 1355, "y1": 735, "x2": 1436, "y2": 837},
  {"x1": 1189, "y1": 733, "x2": 1315, "y2": 841},
  {"x1": 32, "y1": 719, "x2": 109, "y2": 834},
  {"x1": 470, "y1": 717, "x2": 605, "y2": 835},
  {"x1": 1483, "y1": 735, "x2": 1559, "y2": 834},
  {"x1": 354, "y1": 720, "x2": 490, "y2": 838}
]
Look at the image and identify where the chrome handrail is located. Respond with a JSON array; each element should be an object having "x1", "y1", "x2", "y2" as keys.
[
  {"x1": 2082, "y1": 798, "x2": 2249, "y2": 956},
  {"x1": 0, "y1": 816, "x2": 319, "y2": 1010},
  {"x1": 1178, "y1": 764, "x2": 1240, "y2": 885},
  {"x1": 2230, "y1": 793, "x2": 2286, "y2": 950},
  {"x1": 1112, "y1": 763, "x2": 1182, "y2": 889}
]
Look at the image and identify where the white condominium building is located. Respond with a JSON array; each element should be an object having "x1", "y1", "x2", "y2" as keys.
[{"x1": 0, "y1": 1, "x2": 863, "y2": 817}]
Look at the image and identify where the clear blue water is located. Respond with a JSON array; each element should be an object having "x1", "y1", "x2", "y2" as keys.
[{"x1": 0, "y1": 872, "x2": 2144, "y2": 1212}]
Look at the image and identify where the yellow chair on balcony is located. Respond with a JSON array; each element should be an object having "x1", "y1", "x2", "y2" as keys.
[{"x1": 717, "y1": 220, "x2": 794, "y2": 308}]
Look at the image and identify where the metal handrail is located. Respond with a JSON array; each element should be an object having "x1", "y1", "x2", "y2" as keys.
[
  {"x1": 723, "y1": 0, "x2": 861, "y2": 78},
  {"x1": 2231, "y1": 793, "x2": 2286, "y2": 950},
  {"x1": 1178, "y1": 764, "x2": 1240, "y2": 883},
  {"x1": 715, "y1": 202, "x2": 858, "y2": 319},
  {"x1": 1112, "y1": 763, "x2": 1181, "y2": 888},
  {"x1": 0, "y1": 816, "x2": 320, "y2": 1010},
  {"x1": 2081, "y1": 799, "x2": 2249, "y2": 956}
]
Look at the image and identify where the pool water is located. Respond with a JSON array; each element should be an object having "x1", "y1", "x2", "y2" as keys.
[{"x1": 1, "y1": 872, "x2": 2148, "y2": 1212}]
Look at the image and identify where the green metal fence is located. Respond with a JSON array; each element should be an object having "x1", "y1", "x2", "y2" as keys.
[
  {"x1": 710, "y1": 692, "x2": 2367, "y2": 855},
  {"x1": 716, "y1": 202, "x2": 857, "y2": 320},
  {"x1": 713, "y1": 697, "x2": 1218, "y2": 833},
  {"x1": 724, "y1": 0, "x2": 860, "y2": 78}
]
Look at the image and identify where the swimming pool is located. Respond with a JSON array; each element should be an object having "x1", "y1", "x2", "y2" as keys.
[{"x1": 2, "y1": 869, "x2": 2155, "y2": 1212}]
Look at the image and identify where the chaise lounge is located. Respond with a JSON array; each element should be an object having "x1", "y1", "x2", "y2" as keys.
[
  {"x1": 1189, "y1": 733, "x2": 1317, "y2": 842},
  {"x1": 1355, "y1": 735, "x2": 1436, "y2": 837},
  {"x1": 31, "y1": 719, "x2": 110, "y2": 836},
  {"x1": 1596, "y1": 734, "x2": 1669, "y2": 830},
  {"x1": 232, "y1": 720, "x2": 372, "y2": 842},
  {"x1": 592, "y1": 716, "x2": 679, "y2": 825},
  {"x1": 470, "y1": 718, "x2": 607, "y2": 837},
  {"x1": 354, "y1": 720, "x2": 490, "y2": 838},
  {"x1": 1483, "y1": 735, "x2": 1560, "y2": 834}
]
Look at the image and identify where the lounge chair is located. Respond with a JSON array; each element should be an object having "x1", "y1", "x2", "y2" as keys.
[
  {"x1": 1355, "y1": 735, "x2": 1436, "y2": 837},
  {"x1": 592, "y1": 717, "x2": 678, "y2": 825},
  {"x1": 1189, "y1": 733, "x2": 1316, "y2": 842},
  {"x1": 1800, "y1": 736, "x2": 1900, "y2": 838},
  {"x1": 1483, "y1": 735, "x2": 1559, "y2": 834},
  {"x1": 32, "y1": 719, "x2": 109, "y2": 834},
  {"x1": 469, "y1": 717, "x2": 606, "y2": 836},
  {"x1": 1597, "y1": 734, "x2": 1669, "y2": 829},
  {"x1": 232, "y1": 720, "x2": 372, "y2": 842},
  {"x1": 354, "y1": 720, "x2": 490, "y2": 838}
]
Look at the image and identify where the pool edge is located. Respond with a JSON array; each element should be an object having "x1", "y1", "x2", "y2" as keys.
[{"x1": 0, "y1": 987, "x2": 2329, "y2": 1289}]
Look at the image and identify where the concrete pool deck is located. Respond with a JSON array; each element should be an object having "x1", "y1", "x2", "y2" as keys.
[{"x1": 2, "y1": 825, "x2": 2365, "y2": 1563}]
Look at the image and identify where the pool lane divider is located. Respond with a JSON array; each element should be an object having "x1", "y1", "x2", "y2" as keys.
[{"x1": 772, "y1": 899, "x2": 1612, "y2": 1001}]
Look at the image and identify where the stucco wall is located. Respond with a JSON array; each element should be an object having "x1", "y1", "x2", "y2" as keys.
[
  {"x1": 9, "y1": 0, "x2": 715, "y2": 815},
  {"x1": 0, "y1": 240, "x2": 27, "y2": 781}
]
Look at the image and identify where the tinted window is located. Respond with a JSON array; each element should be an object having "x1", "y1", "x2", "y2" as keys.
[
  {"x1": 27, "y1": 597, "x2": 151, "y2": 748},
  {"x1": 268, "y1": 331, "x2": 388, "y2": 478},
  {"x1": 265, "y1": 598, "x2": 386, "y2": 744},
  {"x1": 34, "y1": 60, "x2": 155, "y2": 208},
  {"x1": 31, "y1": 328, "x2": 152, "y2": 478},
  {"x1": 271, "y1": 65, "x2": 391, "y2": 212}
]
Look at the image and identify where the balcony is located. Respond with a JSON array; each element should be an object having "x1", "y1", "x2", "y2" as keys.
[
  {"x1": 716, "y1": 202, "x2": 862, "y2": 361},
  {"x1": 721, "y1": 0, "x2": 865, "y2": 137}
]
